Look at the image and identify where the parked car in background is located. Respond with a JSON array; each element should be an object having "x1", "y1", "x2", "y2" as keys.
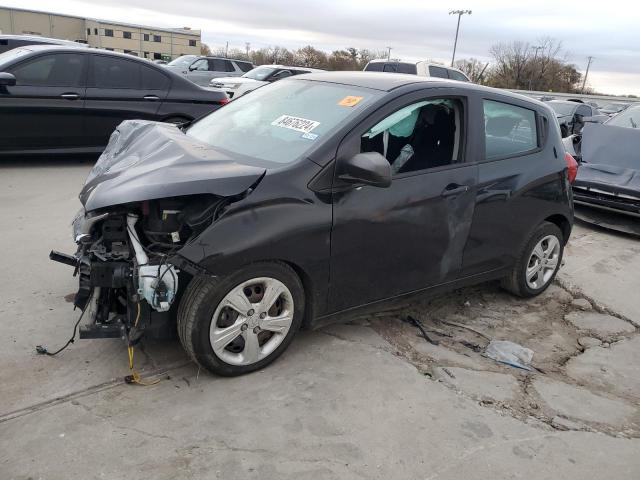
[
  {"x1": 364, "y1": 60, "x2": 470, "y2": 82},
  {"x1": 546, "y1": 100, "x2": 606, "y2": 137},
  {"x1": 209, "y1": 64, "x2": 325, "y2": 98},
  {"x1": 152, "y1": 59, "x2": 168, "y2": 65},
  {"x1": 54, "y1": 72, "x2": 574, "y2": 376},
  {"x1": 0, "y1": 34, "x2": 87, "y2": 54},
  {"x1": 598, "y1": 102, "x2": 631, "y2": 117},
  {"x1": 0, "y1": 45, "x2": 229, "y2": 155},
  {"x1": 165, "y1": 55, "x2": 253, "y2": 86}
]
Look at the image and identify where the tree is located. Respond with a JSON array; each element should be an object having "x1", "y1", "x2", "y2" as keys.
[
  {"x1": 200, "y1": 43, "x2": 212, "y2": 56},
  {"x1": 485, "y1": 38, "x2": 584, "y2": 93},
  {"x1": 294, "y1": 45, "x2": 328, "y2": 68},
  {"x1": 454, "y1": 58, "x2": 488, "y2": 83}
]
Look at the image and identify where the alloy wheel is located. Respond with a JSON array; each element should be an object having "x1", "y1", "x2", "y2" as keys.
[
  {"x1": 209, "y1": 277, "x2": 294, "y2": 366},
  {"x1": 525, "y1": 235, "x2": 561, "y2": 290}
]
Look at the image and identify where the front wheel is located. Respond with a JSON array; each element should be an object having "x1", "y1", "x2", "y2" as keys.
[
  {"x1": 501, "y1": 221, "x2": 564, "y2": 297},
  {"x1": 177, "y1": 262, "x2": 304, "y2": 376}
]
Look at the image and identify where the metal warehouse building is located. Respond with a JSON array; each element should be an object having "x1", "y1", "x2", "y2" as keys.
[{"x1": 0, "y1": 6, "x2": 201, "y2": 61}]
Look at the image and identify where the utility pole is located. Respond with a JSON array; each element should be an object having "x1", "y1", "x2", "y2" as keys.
[
  {"x1": 386, "y1": 46, "x2": 392, "y2": 61},
  {"x1": 528, "y1": 45, "x2": 543, "y2": 91},
  {"x1": 225, "y1": 41, "x2": 229, "y2": 58},
  {"x1": 581, "y1": 56, "x2": 594, "y2": 93},
  {"x1": 245, "y1": 42, "x2": 250, "y2": 57},
  {"x1": 449, "y1": 9, "x2": 472, "y2": 67}
]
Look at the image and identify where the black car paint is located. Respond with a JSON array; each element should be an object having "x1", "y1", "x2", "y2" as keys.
[
  {"x1": 139, "y1": 75, "x2": 571, "y2": 324},
  {"x1": 0, "y1": 46, "x2": 227, "y2": 155},
  {"x1": 573, "y1": 123, "x2": 640, "y2": 216},
  {"x1": 75, "y1": 73, "x2": 572, "y2": 331}
]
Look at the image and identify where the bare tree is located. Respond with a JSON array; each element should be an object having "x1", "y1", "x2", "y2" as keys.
[{"x1": 200, "y1": 43, "x2": 212, "y2": 56}]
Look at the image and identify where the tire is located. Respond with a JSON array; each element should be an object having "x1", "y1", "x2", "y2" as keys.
[
  {"x1": 501, "y1": 221, "x2": 564, "y2": 298},
  {"x1": 177, "y1": 262, "x2": 304, "y2": 376}
]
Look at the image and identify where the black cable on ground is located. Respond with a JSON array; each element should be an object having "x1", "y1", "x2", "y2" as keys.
[{"x1": 35, "y1": 300, "x2": 89, "y2": 356}]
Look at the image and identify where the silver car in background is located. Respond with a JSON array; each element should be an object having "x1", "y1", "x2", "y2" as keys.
[
  {"x1": 209, "y1": 64, "x2": 325, "y2": 98},
  {"x1": 165, "y1": 55, "x2": 253, "y2": 86}
]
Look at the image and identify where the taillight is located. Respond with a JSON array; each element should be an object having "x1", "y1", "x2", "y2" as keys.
[
  {"x1": 218, "y1": 97, "x2": 230, "y2": 106},
  {"x1": 564, "y1": 152, "x2": 578, "y2": 184}
]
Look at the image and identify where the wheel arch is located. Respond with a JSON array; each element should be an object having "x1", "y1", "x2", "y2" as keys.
[{"x1": 544, "y1": 214, "x2": 571, "y2": 244}]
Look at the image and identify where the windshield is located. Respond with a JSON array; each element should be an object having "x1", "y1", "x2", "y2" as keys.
[
  {"x1": 547, "y1": 102, "x2": 576, "y2": 116},
  {"x1": 606, "y1": 106, "x2": 640, "y2": 129},
  {"x1": 0, "y1": 47, "x2": 31, "y2": 66},
  {"x1": 186, "y1": 79, "x2": 380, "y2": 165},
  {"x1": 167, "y1": 55, "x2": 197, "y2": 68},
  {"x1": 242, "y1": 66, "x2": 277, "y2": 81}
]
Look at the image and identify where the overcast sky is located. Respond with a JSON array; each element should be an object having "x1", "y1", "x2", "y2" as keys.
[{"x1": 3, "y1": 0, "x2": 639, "y2": 95}]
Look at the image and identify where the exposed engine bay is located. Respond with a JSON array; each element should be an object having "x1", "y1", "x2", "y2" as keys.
[{"x1": 51, "y1": 195, "x2": 226, "y2": 343}]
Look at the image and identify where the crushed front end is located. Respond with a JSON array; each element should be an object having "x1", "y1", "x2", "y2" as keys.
[{"x1": 51, "y1": 195, "x2": 224, "y2": 345}]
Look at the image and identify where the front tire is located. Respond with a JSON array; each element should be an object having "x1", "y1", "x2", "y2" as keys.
[
  {"x1": 501, "y1": 221, "x2": 564, "y2": 297},
  {"x1": 177, "y1": 262, "x2": 304, "y2": 376}
]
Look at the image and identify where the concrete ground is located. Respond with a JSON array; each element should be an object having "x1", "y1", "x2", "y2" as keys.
[{"x1": 1, "y1": 159, "x2": 639, "y2": 479}]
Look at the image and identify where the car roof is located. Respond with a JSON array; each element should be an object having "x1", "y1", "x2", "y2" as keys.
[
  {"x1": 0, "y1": 34, "x2": 86, "y2": 46},
  {"x1": 292, "y1": 71, "x2": 467, "y2": 91},
  {"x1": 547, "y1": 100, "x2": 580, "y2": 106},
  {"x1": 258, "y1": 64, "x2": 325, "y2": 72},
  {"x1": 11, "y1": 44, "x2": 154, "y2": 61}
]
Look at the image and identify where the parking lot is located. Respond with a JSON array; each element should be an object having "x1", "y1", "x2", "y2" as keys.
[{"x1": 0, "y1": 158, "x2": 638, "y2": 479}]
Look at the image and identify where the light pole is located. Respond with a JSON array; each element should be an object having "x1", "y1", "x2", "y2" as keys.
[
  {"x1": 386, "y1": 46, "x2": 392, "y2": 61},
  {"x1": 449, "y1": 9, "x2": 471, "y2": 67},
  {"x1": 581, "y1": 56, "x2": 594, "y2": 93},
  {"x1": 528, "y1": 45, "x2": 543, "y2": 91}
]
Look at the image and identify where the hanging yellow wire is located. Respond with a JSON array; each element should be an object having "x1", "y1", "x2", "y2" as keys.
[{"x1": 126, "y1": 302, "x2": 161, "y2": 386}]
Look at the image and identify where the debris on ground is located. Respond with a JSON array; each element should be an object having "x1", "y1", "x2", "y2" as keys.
[{"x1": 484, "y1": 340, "x2": 534, "y2": 371}]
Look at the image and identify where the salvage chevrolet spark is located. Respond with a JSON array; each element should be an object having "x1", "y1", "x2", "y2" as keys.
[{"x1": 51, "y1": 72, "x2": 575, "y2": 376}]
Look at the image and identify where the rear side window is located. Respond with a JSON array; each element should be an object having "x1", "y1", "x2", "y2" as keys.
[
  {"x1": 236, "y1": 61, "x2": 253, "y2": 72},
  {"x1": 382, "y1": 63, "x2": 417, "y2": 74},
  {"x1": 210, "y1": 59, "x2": 234, "y2": 72},
  {"x1": 428, "y1": 66, "x2": 449, "y2": 78},
  {"x1": 483, "y1": 100, "x2": 538, "y2": 160},
  {"x1": 364, "y1": 62, "x2": 384, "y2": 72},
  {"x1": 448, "y1": 69, "x2": 469, "y2": 82},
  {"x1": 92, "y1": 56, "x2": 139, "y2": 89},
  {"x1": 141, "y1": 64, "x2": 169, "y2": 90}
]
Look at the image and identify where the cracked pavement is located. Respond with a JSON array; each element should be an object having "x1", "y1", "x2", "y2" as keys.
[{"x1": 1, "y1": 159, "x2": 639, "y2": 479}]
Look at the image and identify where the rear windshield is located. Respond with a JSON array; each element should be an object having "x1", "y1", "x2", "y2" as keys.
[
  {"x1": 548, "y1": 102, "x2": 576, "y2": 116},
  {"x1": 187, "y1": 79, "x2": 381, "y2": 165},
  {"x1": 365, "y1": 62, "x2": 417, "y2": 75},
  {"x1": 606, "y1": 106, "x2": 640, "y2": 129},
  {"x1": 242, "y1": 66, "x2": 277, "y2": 80}
]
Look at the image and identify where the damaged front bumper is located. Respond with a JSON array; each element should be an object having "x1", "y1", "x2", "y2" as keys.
[{"x1": 51, "y1": 211, "x2": 185, "y2": 343}]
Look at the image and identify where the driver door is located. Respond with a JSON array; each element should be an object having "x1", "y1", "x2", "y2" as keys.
[{"x1": 328, "y1": 90, "x2": 479, "y2": 313}]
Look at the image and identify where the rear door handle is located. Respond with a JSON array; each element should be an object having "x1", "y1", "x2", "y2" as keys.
[
  {"x1": 60, "y1": 93, "x2": 79, "y2": 100},
  {"x1": 143, "y1": 95, "x2": 160, "y2": 101},
  {"x1": 441, "y1": 184, "x2": 470, "y2": 197}
]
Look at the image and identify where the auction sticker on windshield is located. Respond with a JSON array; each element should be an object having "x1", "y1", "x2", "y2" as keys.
[{"x1": 272, "y1": 115, "x2": 320, "y2": 134}]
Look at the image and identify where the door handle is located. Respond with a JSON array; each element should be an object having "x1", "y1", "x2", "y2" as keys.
[
  {"x1": 441, "y1": 184, "x2": 470, "y2": 197},
  {"x1": 60, "y1": 93, "x2": 79, "y2": 100},
  {"x1": 143, "y1": 95, "x2": 160, "y2": 101}
]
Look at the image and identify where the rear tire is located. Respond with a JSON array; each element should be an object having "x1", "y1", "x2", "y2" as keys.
[
  {"x1": 177, "y1": 262, "x2": 304, "y2": 376},
  {"x1": 501, "y1": 221, "x2": 564, "y2": 298}
]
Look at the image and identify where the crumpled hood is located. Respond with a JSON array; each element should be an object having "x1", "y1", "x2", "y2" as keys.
[{"x1": 80, "y1": 120, "x2": 266, "y2": 212}]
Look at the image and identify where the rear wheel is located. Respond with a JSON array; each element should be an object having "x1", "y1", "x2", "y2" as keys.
[
  {"x1": 501, "y1": 221, "x2": 564, "y2": 297},
  {"x1": 177, "y1": 262, "x2": 304, "y2": 376}
]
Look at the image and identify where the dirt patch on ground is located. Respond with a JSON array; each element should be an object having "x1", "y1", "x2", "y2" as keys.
[{"x1": 347, "y1": 281, "x2": 640, "y2": 438}]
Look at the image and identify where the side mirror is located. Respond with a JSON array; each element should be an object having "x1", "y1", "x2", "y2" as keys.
[
  {"x1": 0, "y1": 72, "x2": 16, "y2": 86},
  {"x1": 337, "y1": 152, "x2": 392, "y2": 188}
]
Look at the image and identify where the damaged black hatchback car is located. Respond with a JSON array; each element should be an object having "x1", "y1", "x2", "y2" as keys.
[{"x1": 52, "y1": 72, "x2": 575, "y2": 376}]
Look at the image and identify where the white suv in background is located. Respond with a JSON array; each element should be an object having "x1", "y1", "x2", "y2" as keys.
[
  {"x1": 364, "y1": 60, "x2": 470, "y2": 82},
  {"x1": 209, "y1": 65, "x2": 325, "y2": 98}
]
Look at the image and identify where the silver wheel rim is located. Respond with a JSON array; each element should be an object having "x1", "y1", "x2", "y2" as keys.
[
  {"x1": 209, "y1": 277, "x2": 294, "y2": 366},
  {"x1": 526, "y1": 235, "x2": 561, "y2": 290}
]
